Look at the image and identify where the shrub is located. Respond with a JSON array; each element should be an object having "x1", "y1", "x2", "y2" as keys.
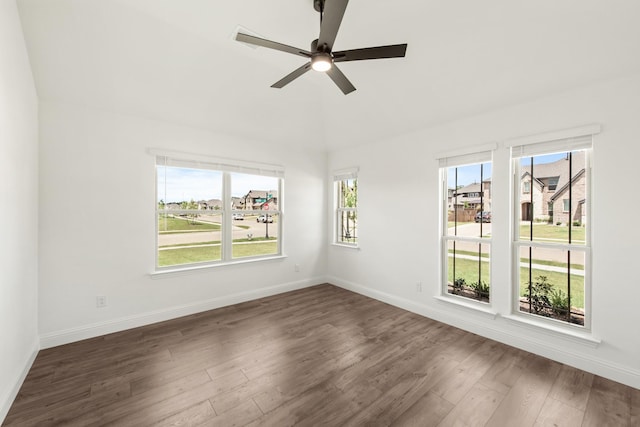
[
  {"x1": 471, "y1": 281, "x2": 490, "y2": 299},
  {"x1": 572, "y1": 221, "x2": 581, "y2": 226},
  {"x1": 549, "y1": 289, "x2": 569, "y2": 317},
  {"x1": 528, "y1": 275, "x2": 553, "y2": 316},
  {"x1": 452, "y1": 278, "x2": 466, "y2": 294}
]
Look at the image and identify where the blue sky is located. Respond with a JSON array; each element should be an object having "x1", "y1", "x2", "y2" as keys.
[
  {"x1": 447, "y1": 153, "x2": 568, "y2": 188},
  {"x1": 157, "y1": 167, "x2": 278, "y2": 203},
  {"x1": 448, "y1": 162, "x2": 492, "y2": 188}
]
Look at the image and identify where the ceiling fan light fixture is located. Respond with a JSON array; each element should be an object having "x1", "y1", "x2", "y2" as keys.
[{"x1": 311, "y1": 53, "x2": 332, "y2": 72}]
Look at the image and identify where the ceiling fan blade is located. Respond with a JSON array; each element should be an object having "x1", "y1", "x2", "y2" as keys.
[
  {"x1": 333, "y1": 44, "x2": 407, "y2": 62},
  {"x1": 326, "y1": 64, "x2": 356, "y2": 95},
  {"x1": 271, "y1": 63, "x2": 313, "y2": 88},
  {"x1": 318, "y1": 0, "x2": 349, "y2": 51},
  {"x1": 236, "y1": 33, "x2": 311, "y2": 58}
]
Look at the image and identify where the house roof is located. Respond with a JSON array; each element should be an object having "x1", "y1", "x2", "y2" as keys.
[
  {"x1": 521, "y1": 154, "x2": 585, "y2": 194},
  {"x1": 453, "y1": 182, "x2": 486, "y2": 196},
  {"x1": 246, "y1": 190, "x2": 278, "y2": 199},
  {"x1": 16, "y1": 1, "x2": 640, "y2": 152},
  {"x1": 550, "y1": 169, "x2": 586, "y2": 201}
]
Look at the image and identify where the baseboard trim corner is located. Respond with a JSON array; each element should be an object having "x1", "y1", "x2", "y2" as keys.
[{"x1": 0, "y1": 338, "x2": 39, "y2": 424}]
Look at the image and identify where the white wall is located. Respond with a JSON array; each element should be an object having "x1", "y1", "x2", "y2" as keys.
[
  {"x1": 38, "y1": 101, "x2": 327, "y2": 347},
  {"x1": 327, "y1": 74, "x2": 640, "y2": 389},
  {"x1": 0, "y1": 0, "x2": 40, "y2": 421}
]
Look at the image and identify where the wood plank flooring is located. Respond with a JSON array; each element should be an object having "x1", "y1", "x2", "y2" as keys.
[{"x1": 4, "y1": 284, "x2": 639, "y2": 426}]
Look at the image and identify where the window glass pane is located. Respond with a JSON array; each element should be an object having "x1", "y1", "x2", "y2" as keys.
[
  {"x1": 231, "y1": 173, "x2": 279, "y2": 211},
  {"x1": 337, "y1": 210, "x2": 357, "y2": 244},
  {"x1": 518, "y1": 245, "x2": 585, "y2": 326},
  {"x1": 447, "y1": 162, "x2": 492, "y2": 238},
  {"x1": 447, "y1": 240, "x2": 490, "y2": 302},
  {"x1": 336, "y1": 178, "x2": 357, "y2": 244},
  {"x1": 337, "y1": 179, "x2": 357, "y2": 209},
  {"x1": 518, "y1": 151, "x2": 586, "y2": 244},
  {"x1": 233, "y1": 213, "x2": 278, "y2": 259},
  {"x1": 157, "y1": 212, "x2": 222, "y2": 266},
  {"x1": 157, "y1": 166, "x2": 222, "y2": 209}
]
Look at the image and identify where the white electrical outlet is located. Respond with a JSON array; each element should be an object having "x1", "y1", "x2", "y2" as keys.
[
  {"x1": 416, "y1": 282, "x2": 422, "y2": 292},
  {"x1": 96, "y1": 296, "x2": 107, "y2": 308}
]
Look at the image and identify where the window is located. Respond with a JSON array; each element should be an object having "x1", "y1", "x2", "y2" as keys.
[
  {"x1": 334, "y1": 168, "x2": 358, "y2": 246},
  {"x1": 439, "y1": 148, "x2": 493, "y2": 304},
  {"x1": 523, "y1": 181, "x2": 531, "y2": 194},
  {"x1": 155, "y1": 153, "x2": 283, "y2": 270},
  {"x1": 511, "y1": 132, "x2": 594, "y2": 328}
]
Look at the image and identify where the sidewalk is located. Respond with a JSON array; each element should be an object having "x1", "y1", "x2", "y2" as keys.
[{"x1": 448, "y1": 253, "x2": 584, "y2": 276}]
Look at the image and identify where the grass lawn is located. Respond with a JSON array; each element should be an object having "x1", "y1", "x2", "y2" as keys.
[
  {"x1": 519, "y1": 223, "x2": 585, "y2": 243},
  {"x1": 158, "y1": 240, "x2": 277, "y2": 266},
  {"x1": 158, "y1": 216, "x2": 220, "y2": 233},
  {"x1": 158, "y1": 245, "x2": 221, "y2": 266},
  {"x1": 448, "y1": 256, "x2": 491, "y2": 287},
  {"x1": 232, "y1": 241, "x2": 277, "y2": 258},
  {"x1": 448, "y1": 256, "x2": 584, "y2": 308}
]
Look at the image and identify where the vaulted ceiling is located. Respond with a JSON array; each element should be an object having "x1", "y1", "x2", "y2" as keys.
[{"x1": 17, "y1": 0, "x2": 640, "y2": 151}]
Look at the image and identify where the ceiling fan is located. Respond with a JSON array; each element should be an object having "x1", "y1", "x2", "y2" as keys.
[{"x1": 236, "y1": 0, "x2": 407, "y2": 95}]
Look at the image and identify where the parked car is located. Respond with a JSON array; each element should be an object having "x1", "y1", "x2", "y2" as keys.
[
  {"x1": 475, "y1": 211, "x2": 491, "y2": 223},
  {"x1": 257, "y1": 214, "x2": 273, "y2": 223},
  {"x1": 232, "y1": 213, "x2": 244, "y2": 220}
]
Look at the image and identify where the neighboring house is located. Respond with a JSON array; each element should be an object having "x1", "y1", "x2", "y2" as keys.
[
  {"x1": 447, "y1": 188, "x2": 455, "y2": 211},
  {"x1": 451, "y1": 179, "x2": 492, "y2": 212},
  {"x1": 197, "y1": 199, "x2": 222, "y2": 210},
  {"x1": 240, "y1": 190, "x2": 278, "y2": 211},
  {"x1": 231, "y1": 197, "x2": 243, "y2": 210},
  {"x1": 519, "y1": 155, "x2": 586, "y2": 225}
]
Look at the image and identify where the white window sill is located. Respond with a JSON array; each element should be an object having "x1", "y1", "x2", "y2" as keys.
[
  {"x1": 502, "y1": 314, "x2": 600, "y2": 348},
  {"x1": 434, "y1": 295, "x2": 499, "y2": 319},
  {"x1": 150, "y1": 255, "x2": 287, "y2": 278},
  {"x1": 331, "y1": 243, "x2": 360, "y2": 250}
]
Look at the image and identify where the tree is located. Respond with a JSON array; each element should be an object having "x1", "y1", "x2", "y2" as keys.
[
  {"x1": 182, "y1": 199, "x2": 199, "y2": 224},
  {"x1": 342, "y1": 179, "x2": 357, "y2": 239}
]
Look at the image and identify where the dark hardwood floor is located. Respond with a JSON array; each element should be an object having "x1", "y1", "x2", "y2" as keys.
[{"x1": 4, "y1": 284, "x2": 639, "y2": 426}]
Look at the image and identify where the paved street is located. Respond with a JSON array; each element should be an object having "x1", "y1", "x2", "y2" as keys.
[{"x1": 158, "y1": 216, "x2": 277, "y2": 247}]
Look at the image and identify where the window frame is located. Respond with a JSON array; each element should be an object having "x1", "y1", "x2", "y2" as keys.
[
  {"x1": 509, "y1": 130, "x2": 595, "y2": 331},
  {"x1": 333, "y1": 168, "x2": 358, "y2": 247},
  {"x1": 438, "y1": 145, "x2": 495, "y2": 307},
  {"x1": 153, "y1": 151, "x2": 284, "y2": 272}
]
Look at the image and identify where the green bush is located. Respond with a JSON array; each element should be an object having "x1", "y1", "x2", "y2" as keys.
[
  {"x1": 528, "y1": 275, "x2": 553, "y2": 316},
  {"x1": 453, "y1": 278, "x2": 466, "y2": 294},
  {"x1": 471, "y1": 281, "x2": 490, "y2": 299},
  {"x1": 549, "y1": 289, "x2": 569, "y2": 317}
]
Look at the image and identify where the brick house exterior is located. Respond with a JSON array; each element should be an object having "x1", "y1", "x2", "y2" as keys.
[{"x1": 519, "y1": 154, "x2": 586, "y2": 225}]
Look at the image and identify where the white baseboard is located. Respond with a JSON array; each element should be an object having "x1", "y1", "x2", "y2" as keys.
[
  {"x1": 328, "y1": 275, "x2": 640, "y2": 390},
  {"x1": 40, "y1": 277, "x2": 325, "y2": 349},
  {"x1": 1, "y1": 338, "x2": 39, "y2": 425}
]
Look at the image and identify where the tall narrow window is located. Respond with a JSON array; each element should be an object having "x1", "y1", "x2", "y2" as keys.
[
  {"x1": 334, "y1": 168, "x2": 358, "y2": 246},
  {"x1": 510, "y1": 128, "x2": 596, "y2": 328},
  {"x1": 439, "y1": 149, "x2": 493, "y2": 303},
  {"x1": 155, "y1": 153, "x2": 283, "y2": 270}
]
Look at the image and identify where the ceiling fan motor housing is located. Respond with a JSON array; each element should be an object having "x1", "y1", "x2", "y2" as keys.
[{"x1": 313, "y1": 0, "x2": 324, "y2": 13}]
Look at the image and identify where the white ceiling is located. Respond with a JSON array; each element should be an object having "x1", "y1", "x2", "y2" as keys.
[{"x1": 17, "y1": 0, "x2": 640, "y2": 151}]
